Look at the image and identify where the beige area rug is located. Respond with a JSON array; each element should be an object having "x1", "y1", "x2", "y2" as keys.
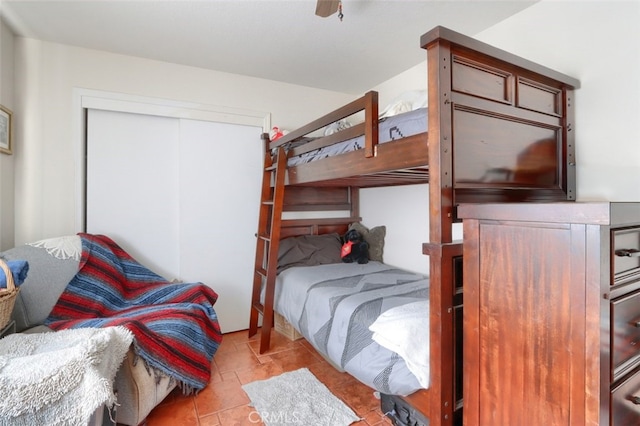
[{"x1": 242, "y1": 368, "x2": 361, "y2": 426}]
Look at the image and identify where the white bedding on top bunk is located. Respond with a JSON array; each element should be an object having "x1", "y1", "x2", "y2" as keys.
[
  {"x1": 271, "y1": 261, "x2": 429, "y2": 396},
  {"x1": 287, "y1": 107, "x2": 428, "y2": 166}
]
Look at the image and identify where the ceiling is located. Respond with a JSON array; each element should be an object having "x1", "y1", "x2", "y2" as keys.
[{"x1": 1, "y1": 0, "x2": 537, "y2": 94}]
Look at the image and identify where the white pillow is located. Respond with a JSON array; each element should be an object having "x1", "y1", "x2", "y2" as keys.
[
  {"x1": 379, "y1": 90, "x2": 427, "y2": 119},
  {"x1": 324, "y1": 119, "x2": 352, "y2": 136},
  {"x1": 369, "y1": 300, "x2": 430, "y2": 388}
]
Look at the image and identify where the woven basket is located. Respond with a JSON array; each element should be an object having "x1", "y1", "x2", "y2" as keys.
[{"x1": 0, "y1": 258, "x2": 20, "y2": 330}]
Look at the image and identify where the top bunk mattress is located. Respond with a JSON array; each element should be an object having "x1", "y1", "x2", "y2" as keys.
[{"x1": 287, "y1": 107, "x2": 428, "y2": 166}]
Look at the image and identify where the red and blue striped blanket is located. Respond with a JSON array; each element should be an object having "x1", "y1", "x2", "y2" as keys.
[{"x1": 45, "y1": 233, "x2": 223, "y2": 392}]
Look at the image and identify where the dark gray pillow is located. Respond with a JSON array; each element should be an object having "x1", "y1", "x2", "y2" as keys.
[
  {"x1": 1, "y1": 240, "x2": 80, "y2": 332},
  {"x1": 349, "y1": 223, "x2": 386, "y2": 262},
  {"x1": 277, "y1": 233, "x2": 342, "y2": 272}
]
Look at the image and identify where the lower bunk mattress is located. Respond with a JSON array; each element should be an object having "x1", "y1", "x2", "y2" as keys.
[{"x1": 271, "y1": 261, "x2": 429, "y2": 396}]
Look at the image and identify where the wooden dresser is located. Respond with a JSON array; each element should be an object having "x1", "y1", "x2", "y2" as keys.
[{"x1": 458, "y1": 202, "x2": 640, "y2": 425}]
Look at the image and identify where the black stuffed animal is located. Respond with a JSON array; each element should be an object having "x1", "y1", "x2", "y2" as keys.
[{"x1": 341, "y1": 229, "x2": 370, "y2": 264}]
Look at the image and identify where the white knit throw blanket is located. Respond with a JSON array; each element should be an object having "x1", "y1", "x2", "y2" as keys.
[{"x1": 0, "y1": 326, "x2": 133, "y2": 426}]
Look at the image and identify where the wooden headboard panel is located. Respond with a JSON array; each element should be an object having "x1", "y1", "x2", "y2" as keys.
[
  {"x1": 283, "y1": 186, "x2": 356, "y2": 212},
  {"x1": 280, "y1": 185, "x2": 360, "y2": 240},
  {"x1": 279, "y1": 217, "x2": 356, "y2": 240},
  {"x1": 422, "y1": 26, "x2": 579, "y2": 223}
]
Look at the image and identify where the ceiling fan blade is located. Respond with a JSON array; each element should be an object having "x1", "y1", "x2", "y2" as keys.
[{"x1": 315, "y1": 0, "x2": 340, "y2": 17}]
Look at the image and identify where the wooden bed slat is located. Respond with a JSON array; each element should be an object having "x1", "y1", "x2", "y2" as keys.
[
  {"x1": 279, "y1": 217, "x2": 358, "y2": 239},
  {"x1": 287, "y1": 132, "x2": 428, "y2": 186}
]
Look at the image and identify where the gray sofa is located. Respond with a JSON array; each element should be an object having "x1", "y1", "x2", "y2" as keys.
[{"x1": 1, "y1": 236, "x2": 176, "y2": 426}]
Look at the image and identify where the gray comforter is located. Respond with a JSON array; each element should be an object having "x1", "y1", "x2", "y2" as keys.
[{"x1": 273, "y1": 261, "x2": 429, "y2": 395}]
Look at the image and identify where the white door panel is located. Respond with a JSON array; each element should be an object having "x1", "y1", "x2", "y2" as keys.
[
  {"x1": 87, "y1": 109, "x2": 262, "y2": 332},
  {"x1": 178, "y1": 119, "x2": 262, "y2": 332},
  {"x1": 87, "y1": 110, "x2": 180, "y2": 279}
]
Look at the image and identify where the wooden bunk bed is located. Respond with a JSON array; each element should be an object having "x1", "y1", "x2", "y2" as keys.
[{"x1": 248, "y1": 26, "x2": 580, "y2": 426}]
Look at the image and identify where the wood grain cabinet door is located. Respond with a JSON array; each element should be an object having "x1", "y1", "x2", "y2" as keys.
[
  {"x1": 461, "y1": 202, "x2": 640, "y2": 426},
  {"x1": 467, "y1": 221, "x2": 584, "y2": 425}
]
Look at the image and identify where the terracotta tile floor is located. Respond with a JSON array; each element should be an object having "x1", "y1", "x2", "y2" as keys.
[{"x1": 144, "y1": 328, "x2": 394, "y2": 426}]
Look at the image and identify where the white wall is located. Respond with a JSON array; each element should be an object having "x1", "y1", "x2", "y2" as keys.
[
  {"x1": 477, "y1": 0, "x2": 640, "y2": 202},
  {"x1": 0, "y1": 19, "x2": 15, "y2": 250},
  {"x1": 362, "y1": 60, "x2": 433, "y2": 274},
  {"x1": 11, "y1": 38, "x2": 354, "y2": 245},
  {"x1": 359, "y1": 0, "x2": 640, "y2": 274}
]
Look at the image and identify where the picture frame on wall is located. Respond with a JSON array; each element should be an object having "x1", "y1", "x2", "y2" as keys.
[{"x1": 0, "y1": 105, "x2": 13, "y2": 155}]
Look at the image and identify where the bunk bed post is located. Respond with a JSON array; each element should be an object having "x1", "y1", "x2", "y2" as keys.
[
  {"x1": 416, "y1": 29, "x2": 459, "y2": 426},
  {"x1": 426, "y1": 37, "x2": 454, "y2": 244},
  {"x1": 422, "y1": 242, "x2": 463, "y2": 425},
  {"x1": 564, "y1": 89, "x2": 577, "y2": 201},
  {"x1": 364, "y1": 91, "x2": 379, "y2": 158},
  {"x1": 349, "y1": 186, "x2": 360, "y2": 219}
]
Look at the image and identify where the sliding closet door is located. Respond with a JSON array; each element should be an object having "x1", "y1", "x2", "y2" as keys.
[
  {"x1": 86, "y1": 110, "x2": 181, "y2": 279},
  {"x1": 178, "y1": 119, "x2": 262, "y2": 333},
  {"x1": 86, "y1": 109, "x2": 262, "y2": 332}
]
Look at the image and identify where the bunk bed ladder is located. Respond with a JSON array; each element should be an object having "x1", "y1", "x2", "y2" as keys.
[{"x1": 248, "y1": 145, "x2": 287, "y2": 354}]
